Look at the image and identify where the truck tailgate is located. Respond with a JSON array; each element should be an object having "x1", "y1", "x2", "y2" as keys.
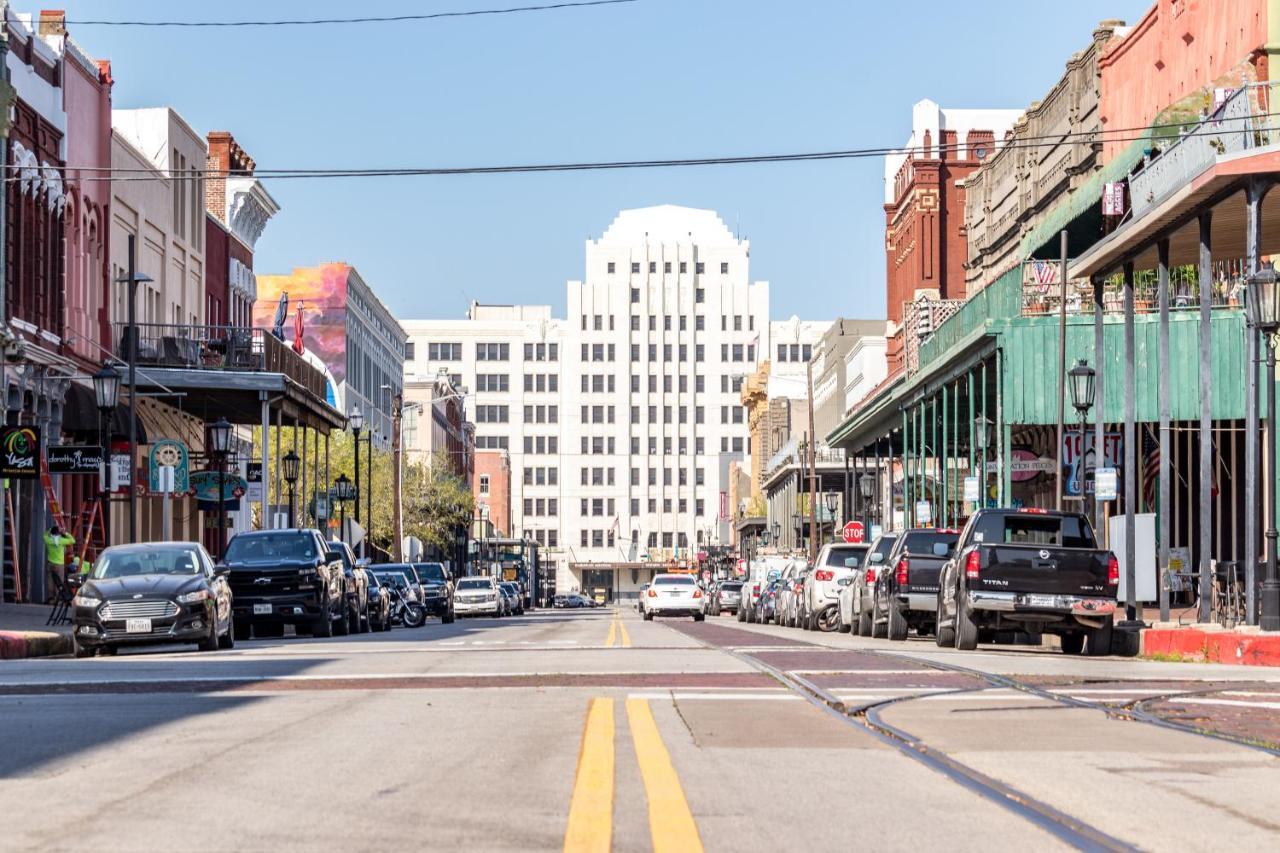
[
  {"x1": 978, "y1": 545, "x2": 1111, "y2": 596},
  {"x1": 904, "y1": 556, "x2": 948, "y2": 595}
]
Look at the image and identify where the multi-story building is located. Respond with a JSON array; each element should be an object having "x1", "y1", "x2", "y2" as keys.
[
  {"x1": 405, "y1": 205, "x2": 811, "y2": 599},
  {"x1": 255, "y1": 263, "x2": 406, "y2": 446},
  {"x1": 811, "y1": 319, "x2": 886, "y2": 441},
  {"x1": 204, "y1": 131, "x2": 278, "y2": 328},
  {"x1": 473, "y1": 450, "x2": 511, "y2": 537}
]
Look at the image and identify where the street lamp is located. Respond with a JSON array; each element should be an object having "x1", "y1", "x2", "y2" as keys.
[
  {"x1": 1248, "y1": 262, "x2": 1280, "y2": 631},
  {"x1": 282, "y1": 449, "x2": 300, "y2": 527},
  {"x1": 859, "y1": 474, "x2": 875, "y2": 528},
  {"x1": 92, "y1": 364, "x2": 120, "y2": 548},
  {"x1": 333, "y1": 473, "x2": 355, "y2": 542},
  {"x1": 771, "y1": 521, "x2": 781, "y2": 544},
  {"x1": 115, "y1": 237, "x2": 154, "y2": 544},
  {"x1": 207, "y1": 417, "x2": 232, "y2": 560},
  {"x1": 974, "y1": 414, "x2": 994, "y2": 507},
  {"x1": 1068, "y1": 359, "x2": 1096, "y2": 516},
  {"x1": 349, "y1": 405, "x2": 365, "y2": 556},
  {"x1": 824, "y1": 492, "x2": 839, "y2": 539}
]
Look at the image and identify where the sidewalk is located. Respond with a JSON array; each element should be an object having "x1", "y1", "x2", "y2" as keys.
[
  {"x1": 1141, "y1": 624, "x2": 1280, "y2": 667},
  {"x1": 0, "y1": 603, "x2": 73, "y2": 660}
]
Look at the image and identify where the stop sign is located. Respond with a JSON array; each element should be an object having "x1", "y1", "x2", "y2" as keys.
[{"x1": 842, "y1": 521, "x2": 865, "y2": 543}]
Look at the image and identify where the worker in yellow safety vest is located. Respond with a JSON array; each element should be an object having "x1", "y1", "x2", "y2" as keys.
[{"x1": 43, "y1": 525, "x2": 75, "y2": 600}]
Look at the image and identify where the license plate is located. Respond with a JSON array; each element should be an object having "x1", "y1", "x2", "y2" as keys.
[
  {"x1": 1025, "y1": 595, "x2": 1058, "y2": 608},
  {"x1": 125, "y1": 618, "x2": 152, "y2": 634},
  {"x1": 253, "y1": 603, "x2": 272, "y2": 615}
]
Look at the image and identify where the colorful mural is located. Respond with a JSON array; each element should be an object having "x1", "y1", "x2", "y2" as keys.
[{"x1": 254, "y1": 263, "x2": 351, "y2": 387}]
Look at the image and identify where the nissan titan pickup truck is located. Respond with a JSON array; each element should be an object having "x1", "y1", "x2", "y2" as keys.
[{"x1": 935, "y1": 508, "x2": 1118, "y2": 655}]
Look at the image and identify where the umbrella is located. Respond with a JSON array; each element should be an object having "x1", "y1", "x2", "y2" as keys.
[
  {"x1": 293, "y1": 301, "x2": 305, "y2": 355},
  {"x1": 270, "y1": 292, "x2": 288, "y2": 340}
]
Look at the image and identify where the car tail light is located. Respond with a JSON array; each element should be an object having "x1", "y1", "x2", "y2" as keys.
[
  {"x1": 965, "y1": 551, "x2": 981, "y2": 580},
  {"x1": 648, "y1": 588, "x2": 657, "y2": 597},
  {"x1": 693, "y1": 589, "x2": 703, "y2": 598},
  {"x1": 895, "y1": 558, "x2": 908, "y2": 586},
  {"x1": 1019, "y1": 507, "x2": 1048, "y2": 514},
  {"x1": 1107, "y1": 555, "x2": 1119, "y2": 586},
  {"x1": 753, "y1": 583, "x2": 760, "y2": 595},
  {"x1": 814, "y1": 569, "x2": 834, "y2": 581},
  {"x1": 865, "y1": 568, "x2": 875, "y2": 585}
]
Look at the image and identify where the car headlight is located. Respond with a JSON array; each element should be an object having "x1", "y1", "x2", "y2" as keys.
[
  {"x1": 72, "y1": 594, "x2": 101, "y2": 608},
  {"x1": 177, "y1": 590, "x2": 211, "y2": 604}
]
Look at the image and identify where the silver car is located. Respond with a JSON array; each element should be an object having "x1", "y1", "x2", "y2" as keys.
[{"x1": 839, "y1": 534, "x2": 898, "y2": 635}]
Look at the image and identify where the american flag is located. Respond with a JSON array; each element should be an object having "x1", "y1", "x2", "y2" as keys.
[
  {"x1": 1140, "y1": 425, "x2": 1160, "y2": 512},
  {"x1": 1031, "y1": 260, "x2": 1058, "y2": 286}
]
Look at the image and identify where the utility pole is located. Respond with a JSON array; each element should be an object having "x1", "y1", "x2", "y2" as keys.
[
  {"x1": 391, "y1": 392, "x2": 403, "y2": 562},
  {"x1": 1056, "y1": 229, "x2": 1068, "y2": 511},
  {"x1": 807, "y1": 359, "x2": 818, "y2": 563}
]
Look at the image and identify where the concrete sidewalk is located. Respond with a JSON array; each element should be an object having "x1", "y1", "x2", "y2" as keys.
[
  {"x1": 0, "y1": 603, "x2": 72, "y2": 660},
  {"x1": 1142, "y1": 624, "x2": 1280, "y2": 666}
]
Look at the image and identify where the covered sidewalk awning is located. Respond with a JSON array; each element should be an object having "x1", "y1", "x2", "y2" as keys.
[{"x1": 122, "y1": 366, "x2": 346, "y2": 431}]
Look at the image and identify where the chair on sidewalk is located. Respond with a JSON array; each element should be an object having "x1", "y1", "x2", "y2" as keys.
[{"x1": 45, "y1": 573, "x2": 77, "y2": 626}]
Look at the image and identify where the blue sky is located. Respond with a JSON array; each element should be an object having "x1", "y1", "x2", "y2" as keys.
[{"x1": 54, "y1": 0, "x2": 1151, "y2": 321}]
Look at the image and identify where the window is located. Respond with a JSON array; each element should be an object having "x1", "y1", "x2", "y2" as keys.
[
  {"x1": 733, "y1": 315, "x2": 742, "y2": 331},
  {"x1": 695, "y1": 375, "x2": 704, "y2": 393},
  {"x1": 631, "y1": 262, "x2": 640, "y2": 273},
  {"x1": 802, "y1": 344, "x2": 813, "y2": 361},
  {"x1": 680, "y1": 261, "x2": 688, "y2": 273},
  {"x1": 663, "y1": 375, "x2": 672, "y2": 393},
  {"x1": 648, "y1": 375, "x2": 657, "y2": 393},
  {"x1": 581, "y1": 530, "x2": 589, "y2": 547},
  {"x1": 721, "y1": 262, "x2": 729, "y2": 274},
  {"x1": 649, "y1": 261, "x2": 656, "y2": 273},
  {"x1": 664, "y1": 261, "x2": 672, "y2": 273},
  {"x1": 524, "y1": 498, "x2": 533, "y2": 515},
  {"x1": 679, "y1": 376, "x2": 687, "y2": 393},
  {"x1": 428, "y1": 342, "x2": 462, "y2": 361},
  {"x1": 631, "y1": 287, "x2": 640, "y2": 304},
  {"x1": 581, "y1": 315, "x2": 587, "y2": 331},
  {"x1": 476, "y1": 342, "x2": 509, "y2": 361},
  {"x1": 732, "y1": 344, "x2": 743, "y2": 362},
  {"x1": 479, "y1": 475, "x2": 489, "y2": 495},
  {"x1": 648, "y1": 345, "x2": 657, "y2": 362},
  {"x1": 663, "y1": 344, "x2": 672, "y2": 360},
  {"x1": 694, "y1": 406, "x2": 704, "y2": 424},
  {"x1": 695, "y1": 437, "x2": 704, "y2": 454},
  {"x1": 631, "y1": 375, "x2": 640, "y2": 393},
  {"x1": 695, "y1": 315, "x2": 704, "y2": 331},
  {"x1": 608, "y1": 262, "x2": 616, "y2": 274},
  {"x1": 695, "y1": 468, "x2": 705, "y2": 485},
  {"x1": 721, "y1": 344, "x2": 728, "y2": 361},
  {"x1": 648, "y1": 468, "x2": 657, "y2": 486},
  {"x1": 524, "y1": 374, "x2": 533, "y2": 393},
  {"x1": 648, "y1": 499, "x2": 656, "y2": 513},
  {"x1": 549, "y1": 344, "x2": 559, "y2": 361},
  {"x1": 732, "y1": 436, "x2": 744, "y2": 452},
  {"x1": 679, "y1": 345, "x2": 687, "y2": 361},
  {"x1": 594, "y1": 314, "x2": 602, "y2": 331},
  {"x1": 631, "y1": 437, "x2": 640, "y2": 454},
  {"x1": 695, "y1": 288, "x2": 704, "y2": 304},
  {"x1": 631, "y1": 344, "x2": 640, "y2": 361},
  {"x1": 747, "y1": 345, "x2": 755, "y2": 362},
  {"x1": 476, "y1": 374, "x2": 509, "y2": 393},
  {"x1": 404, "y1": 342, "x2": 416, "y2": 361},
  {"x1": 592, "y1": 344, "x2": 604, "y2": 361},
  {"x1": 631, "y1": 468, "x2": 640, "y2": 486},
  {"x1": 695, "y1": 344, "x2": 704, "y2": 361},
  {"x1": 631, "y1": 499, "x2": 639, "y2": 516},
  {"x1": 790, "y1": 344, "x2": 800, "y2": 362},
  {"x1": 695, "y1": 262, "x2": 705, "y2": 274},
  {"x1": 630, "y1": 315, "x2": 640, "y2": 331}
]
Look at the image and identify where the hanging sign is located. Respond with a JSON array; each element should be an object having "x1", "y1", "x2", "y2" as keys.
[
  {"x1": 0, "y1": 426, "x2": 40, "y2": 478},
  {"x1": 1095, "y1": 467, "x2": 1119, "y2": 501},
  {"x1": 47, "y1": 445, "x2": 104, "y2": 475},
  {"x1": 190, "y1": 469, "x2": 247, "y2": 511},
  {"x1": 915, "y1": 501, "x2": 933, "y2": 526},
  {"x1": 963, "y1": 475, "x2": 981, "y2": 502},
  {"x1": 1102, "y1": 182, "x2": 1128, "y2": 217},
  {"x1": 245, "y1": 462, "x2": 263, "y2": 503},
  {"x1": 148, "y1": 439, "x2": 190, "y2": 494},
  {"x1": 1063, "y1": 430, "x2": 1123, "y2": 497}
]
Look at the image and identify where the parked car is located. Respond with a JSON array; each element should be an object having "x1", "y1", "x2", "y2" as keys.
[
  {"x1": 412, "y1": 562, "x2": 456, "y2": 623},
  {"x1": 224, "y1": 529, "x2": 347, "y2": 640},
  {"x1": 776, "y1": 564, "x2": 810, "y2": 628},
  {"x1": 754, "y1": 577, "x2": 783, "y2": 624},
  {"x1": 838, "y1": 534, "x2": 898, "y2": 635},
  {"x1": 739, "y1": 555, "x2": 798, "y2": 623},
  {"x1": 499, "y1": 582, "x2": 524, "y2": 615},
  {"x1": 636, "y1": 583, "x2": 650, "y2": 613},
  {"x1": 365, "y1": 571, "x2": 393, "y2": 632},
  {"x1": 72, "y1": 542, "x2": 233, "y2": 657},
  {"x1": 368, "y1": 569, "x2": 418, "y2": 624},
  {"x1": 873, "y1": 528, "x2": 962, "y2": 641},
  {"x1": 803, "y1": 542, "x2": 871, "y2": 630},
  {"x1": 935, "y1": 508, "x2": 1118, "y2": 654},
  {"x1": 642, "y1": 573, "x2": 706, "y2": 621},
  {"x1": 328, "y1": 540, "x2": 370, "y2": 634},
  {"x1": 716, "y1": 580, "x2": 743, "y2": 615},
  {"x1": 454, "y1": 576, "x2": 502, "y2": 617}
]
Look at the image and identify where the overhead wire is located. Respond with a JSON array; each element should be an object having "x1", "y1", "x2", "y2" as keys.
[{"x1": 62, "y1": 0, "x2": 640, "y2": 28}]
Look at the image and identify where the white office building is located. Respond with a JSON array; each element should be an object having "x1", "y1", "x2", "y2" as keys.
[{"x1": 404, "y1": 205, "x2": 829, "y2": 600}]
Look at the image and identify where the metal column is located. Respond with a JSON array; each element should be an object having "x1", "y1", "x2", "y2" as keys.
[
  {"x1": 941, "y1": 385, "x2": 949, "y2": 527},
  {"x1": 259, "y1": 393, "x2": 270, "y2": 530},
  {"x1": 1093, "y1": 275, "x2": 1107, "y2": 538},
  {"x1": 1123, "y1": 261, "x2": 1138, "y2": 623},
  {"x1": 1197, "y1": 212, "x2": 1213, "y2": 624},
  {"x1": 1245, "y1": 179, "x2": 1269, "y2": 624},
  {"x1": 996, "y1": 349, "x2": 1006, "y2": 506},
  {"x1": 1157, "y1": 240, "x2": 1172, "y2": 623}
]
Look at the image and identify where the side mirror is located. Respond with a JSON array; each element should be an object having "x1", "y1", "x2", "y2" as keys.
[
  {"x1": 214, "y1": 563, "x2": 230, "y2": 577},
  {"x1": 324, "y1": 550, "x2": 343, "y2": 563},
  {"x1": 869, "y1": 553, "x2": 884, "y2": 564},
  {"x1": 837, "y1": 576, "x2": 853, "y2": 587}
]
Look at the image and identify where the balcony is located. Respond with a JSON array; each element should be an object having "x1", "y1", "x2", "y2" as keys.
[
  {"x1": 113, "y1": 322, "x2": 329, "y2": 403},
  {"x1": 1018, "y1": 259, "x2": 1243, "y2": 318}
]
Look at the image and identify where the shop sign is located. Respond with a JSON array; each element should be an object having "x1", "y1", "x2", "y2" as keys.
[
  {"x1": 1095, "y1": 467, "x2": 1118, "y2": 501},
  {"x1": 0, "y1": 426, "x2": 40, "y2": 479},
  {"x1": 246, "y1": 462, "x2": 263, "y2": 502},
  {"x1": 1062, "y1": 430, "x2": 1123, "y2": 497},
  {"x1": 963, "y1": 475, "x2": 981, "y2": 502},
  {"x1": 148, "y1": 439, "x2": 190, "y2": 494},
  {"x1": 915, "y1": 501, "x2": 933, "y2": 525},
  {"x1": 190, "y1": 469, "x2": 247, "y2": 510},
  {"x1": 1010, "y1": 448, "x2": 1055, "y2": 482},
  {"x1": 47, "y1": 445, "x2": 103, "y2": 475}
]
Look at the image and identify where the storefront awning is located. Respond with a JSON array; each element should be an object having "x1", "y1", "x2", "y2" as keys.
[{"x1": 60, "y1": 381, "x2": 148, "y2": 444}]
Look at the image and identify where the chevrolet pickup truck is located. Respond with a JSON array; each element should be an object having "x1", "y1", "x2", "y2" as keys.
[
  {"x1": 873, "y1": 527, "x2": 961, "y2": 641},
  {"x1": 934, "y1": 508, "x2": 1117, "y2": 655}
]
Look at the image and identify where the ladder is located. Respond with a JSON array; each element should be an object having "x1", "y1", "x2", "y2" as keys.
[
  {"x1": 74, "y1": 499, "x2": 105, "y2": 567},
  {"x1": 38, "y1": 458, "x2": 69, "y2": 532},
  {"x1": 2, "y1": 489, "x2": 21, "y2": 602}
]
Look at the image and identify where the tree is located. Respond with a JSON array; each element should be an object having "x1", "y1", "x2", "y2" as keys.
[{"x1": 403, "y1": 451, "x2": 474, "y2": 553}]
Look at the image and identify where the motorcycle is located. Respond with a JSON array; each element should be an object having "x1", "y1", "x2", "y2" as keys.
[{"x1": 386, "y1": 584, "x2": 426, "y2": 629}]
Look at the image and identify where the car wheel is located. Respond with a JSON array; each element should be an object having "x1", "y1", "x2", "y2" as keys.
[
  {"x1": 312, "y1": 601, "x2": 334, "y2": 638},
  {"x1": 643, "y1": 611, "x2": 653, "y2": 621},
  {"x1": 1087, "y1": 617, "x2": 1114, "y2": 656},
  {"x1": 886, "y1": 601, "x2": 908, "y2": 641},
  {"x1": 219, "y1": 616, "x2": 236, "y2": 649},
  {"x1": 954, "y1": 586, "x2": 979, "y2": 651},
  {"x1": 857, "y1": 606, "x2": 873, "y2": 637},
  {"x1": 358, "y1": 603, "x2": 370, "y2": 634},
  {"x1": 1060, "y1": 632, "x2": 1086, "y2": 655},
  {"x1": 99, "y1": 644, "x2": 117, "y2": 656},
  {"x1": 934, "y1": 591, "x2": 956, "y2": 647},
  {"x1": 334, "y1": 603, "x2": 351, "y2": 637},
  {"x1": 73, "y1": 637, "x2": 94, "y2": 658},
  {"x1": 737, "y1": 606, "x2": 745, "y2": 622},
  {"x1": 694, "y1": 613, "x2": 705, "y2": 622},
  {"x1": 234, "y1": 621, "x2": 251, "y2": 642},
  {"x1": 442, "y1": 606, "x2": 455, "y2": 624}
]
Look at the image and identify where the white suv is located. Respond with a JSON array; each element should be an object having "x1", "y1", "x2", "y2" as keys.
[
  {"x1": 453, "y1": 576, "x2": 501, "y2": 617},
  {"x1": 803, "y1": 543, "x2": 871, "y2": 630},
  {"x1": 642, "y1": 574, "x2": 706, "y2": 621}
]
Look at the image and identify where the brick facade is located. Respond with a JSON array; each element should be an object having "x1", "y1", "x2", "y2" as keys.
[{"x1": 474, "y1": 450, "x2": 511, "y2": 537}]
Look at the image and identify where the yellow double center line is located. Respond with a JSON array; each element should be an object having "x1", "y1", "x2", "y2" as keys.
[
  {"x1": 563, "y1": 698, "x2": 703, "y2": 853},
  {"x1": 605, "y1": 612, "x2": 631, "y2": 647}
]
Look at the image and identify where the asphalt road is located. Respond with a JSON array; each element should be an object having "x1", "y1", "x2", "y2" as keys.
[{"x1": 2, "y1": 608, "x2": 1278, "y2": 851}]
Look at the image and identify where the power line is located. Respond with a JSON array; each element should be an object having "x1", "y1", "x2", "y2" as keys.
[{"x1": 64, "y1": 0, "x2": 639, "y2": 27}]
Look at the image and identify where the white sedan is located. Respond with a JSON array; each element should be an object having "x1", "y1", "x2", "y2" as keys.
[{"x1": 641, "y1": 574, "x2": 706, "y2": 621}]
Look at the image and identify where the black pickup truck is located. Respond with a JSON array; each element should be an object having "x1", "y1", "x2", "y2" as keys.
[
  {"x1": 874, "y1": 527, "x2": 961, "y2": 640},
  {"x1": 224, "y1": 529, "x2": 349, "y2": 640},
  {"x1": 935, "y1": 508, "x2": 1117, "y2": 655}
]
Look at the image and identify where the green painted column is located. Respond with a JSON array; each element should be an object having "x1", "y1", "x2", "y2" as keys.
[
  {"x1": 902, "y1": 408, "x2": 909, "y2": 528},
  {"x1": 941, "y1": 386, "x2": 949, "y2": 527},
  {"x1": 968, "y1": 369, "x2": 975, "y2": 512}
]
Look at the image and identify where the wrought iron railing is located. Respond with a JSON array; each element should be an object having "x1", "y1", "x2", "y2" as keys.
[
  {"x1": 112, "y1": 323, "x2": 329, "y2": 401},
  {"x1": 1019, "y1": 259, "x2": 1244, "y2": 318}
]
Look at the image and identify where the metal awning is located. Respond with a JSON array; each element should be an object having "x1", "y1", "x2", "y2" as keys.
[{"x1": 123, "y1": 367, "x2": 345, "y2": 431}]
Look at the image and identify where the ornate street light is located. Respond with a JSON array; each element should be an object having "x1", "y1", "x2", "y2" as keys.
[
  {"x1": 92, "y1": 364, "x2": 120, "y2": 548},
  {"x1": 1248, "y1": 263, "x2": 1280, "y2": 631},
  {"x1": 349, "y1": 405, "x2": 365, "y2": 556},
  {"x1": 93, "y1": 364, "x2": 120, "y2": 411},
  {"x1": 333, "y1": 473, "x2": 355, "y2": 543},
  {"x1": 282, "y1": 449, "x2": 300, "y2": 527},
  {"x1": 1068, "y1": 359, "x2": 1097, "y2": 414},
  {"x1": 207, "y1": 417, "x2": 233, "y2": 559}
]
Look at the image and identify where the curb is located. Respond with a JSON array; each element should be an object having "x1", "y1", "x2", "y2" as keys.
[
  {"x1": 1141, "y1": 627, "x2": 1280, "y2": 667},
  {"x1": 0, "y1": 630, "x2": 72, "y2": 660}
]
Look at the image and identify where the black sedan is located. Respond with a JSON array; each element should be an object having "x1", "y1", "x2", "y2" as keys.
[
  {"x1": 72, "y1": 542, "x2": 234, "y2": 657},
  {"x1": 366, "y1": 572, "x2": 393, "y2": 632}
]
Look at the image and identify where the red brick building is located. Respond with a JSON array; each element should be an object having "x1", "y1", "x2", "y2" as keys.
[
  {"x1": 474, "y1": 450, "x2": 511, "y2": 537},
  {"x1": 204, "y1": 131, "x2": 277, "y2": 328},
  {"x1": 883, "y1": 100, "x2": 1020, "y2": 374}
]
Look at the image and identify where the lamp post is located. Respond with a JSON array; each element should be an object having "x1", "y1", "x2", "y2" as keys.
[
  {"x1": 859, "y1": 474, "x2": 875, "y2": 528},
  {"x1": 333, "y1": 473, "x2": 354, "y2": 542},
  {"x1": 92, "y1": 364, "x2": 120, "y2": 548},
  {"x1": 115, "y1": 236, "x2": 154, "y2": 543},
  {"x1": 974, "y1": 415, "x2": 994, "y2": 509},
  {"x1": 349, "y1": 405, "x2": 364, "y2": 556},
  {"x1": 207, "y1": 417, "x2": 232, "y2": 560},
  {"x1": 1067, "y1": 359, "x2": 1097, "y2": 521},
  {"x1": 824, "y1": 492, "x2": 839, "y2": 540},
  {"x1": 1247, "y1": 263, "x2": 1280, "y2": 631},
  {"x1": 282, "y1": 449, "x2": 300, "y2": 528}
]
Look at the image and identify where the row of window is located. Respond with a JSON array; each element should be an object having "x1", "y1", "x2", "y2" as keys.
[
  {"x1": 580, "y1": 467, "x2": 618, "y2": 487},
  {"x1": 632, "y1": 467, "x2": 706, "y2": 487},
  {"x1": 424, "y1": 342, "x2": 462, "y2": 361},
  {"x1": 526, "y1": 404, "x2": 559, "y2": 424},
  {"x1": 581, "y1": 436, "x2": 617, "y2": 455},
  {"x1": 632, "y1": 287, "x2": 706, "y2": 304},
  {"x1": 529, "y1": 529, "x2": 559, "y2": 547},
  {"x1": 523, "y1": 467, "x2": 559, "y2": 486},
  {"x1": 475, "y1": 435, "x2": 508, "y2": 450},
  {"x1": 523, "y1": 435, "x2": 559, "y2": 455},
  {"x1": 581, "y1": 343, "x2": 618, "y2": 363},
  {"x1": 476, "y1": 342, "x2": 510, "y2": 362},
  {"x1": 580, "y1": 498, "x2": 617, "y2": 517},
  {"x1": 634, "y1": 499, "x2": 705, "y2": 517},
  {"x1": 525, "y1": 374, "x2": 558, "y2": 393},
  {"x1": 475, "y1": 374, "x2": 509, "y2": 393},
  {"x1": 523, "y1": 498, "x2": 559, "y2": 517},
  {"x1": 609, "y1": 261, "x2": 729, "y2": 275},
  {"x1": 777, "y1": 343, "x2": 814, "y2": 363},
  {"x1": 474, "y1": 405, "x2": 509, "y2": 423},
  {"x1": 581, "y1": 374, "x2": 617, "y2": 394},
  {"x1": 630, "y1": 436, "x2": 706, "y2": 456},
  {"x1": 580, "y1": 529, "x2": 618, "y2": 549},
  {"x1": 416, "y1": 341, "x2": 563, "y2": 364}
]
